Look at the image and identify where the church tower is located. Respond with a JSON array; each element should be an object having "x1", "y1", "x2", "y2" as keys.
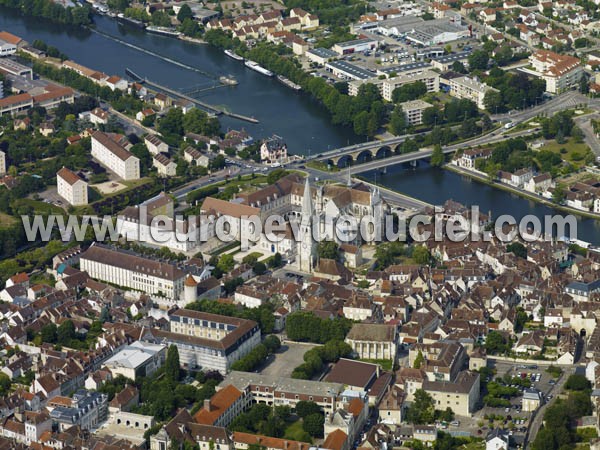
[
  {"x1": 297, "y1": 177, "x2": 316, "y2": 273},
  {"x1": 371, "y1": 187, "x2": 384, "y2": 241}
]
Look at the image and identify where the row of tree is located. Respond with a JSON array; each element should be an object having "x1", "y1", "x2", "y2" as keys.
[
  {"x1": 285, "y1": 311, "x2": 353, "y2": 343},
  {"x1": 0, "y1": 0, "x2": 92, "y2": 25}
]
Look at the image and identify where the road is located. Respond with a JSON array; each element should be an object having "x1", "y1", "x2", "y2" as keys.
[
  {"x1": 574, "y1": 113, "x2": 600, "y2": 156},
  {"x1": 524, "y1": 365, "x2": 575, "y2": 448}
]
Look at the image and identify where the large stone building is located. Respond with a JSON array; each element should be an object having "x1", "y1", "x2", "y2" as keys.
[
  {"x1": 91, "y1": 131, "x2": 140, "y2": 180},
  {"x1": 80, "y1": 244, "x2": 186, "y2": 300},
  {"x1": 221, "y1": 371, "x2": 345, "y2": 414},
  {"x1": 143, "y1": 309, "x2": 261, "y2": 374},
  {"x1": 345, "y1": 323, "x2": 398, "y2": 361},
  {"x1": 57, "y1": 167, "x2": 88, "y2": 206},
  {"x1": 422, "y1": 371, "x2": 480, "y2": 417},
  {"x1": 382, "y1": 70, "x2": 440, "y2": 101},
  {"x1": 447, "y1": 76, "x2": 498, "y2": 109},
  {"x1": 48, "y1": 390, "x2": 108, "y2": 431},
  {"x1": 528, "y1": 50, "x2": 582, "y2": 94}
]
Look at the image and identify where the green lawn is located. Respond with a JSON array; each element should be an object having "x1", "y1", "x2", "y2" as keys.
[
  {"x1": 359, "y1": 358, "x2": 393, "y2": 370},
  {"x1": 13, "y1": 199, "x2": 64, "y2": 215},
  {"x1": 283, "y1": 420, "x2": 312, "y2": 443},
  {"x1": 0, "y1": 212, "x2": 17, "y2": 229},
  {"x1": 307, "y1": 160, "x2": 340, "y2": 172},
  {"x1": 538, "y1": 137, "x2": 593, "y2": 168}
]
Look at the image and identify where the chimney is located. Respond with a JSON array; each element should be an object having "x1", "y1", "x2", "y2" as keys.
[{"x1": 204, "y1": 399, "x2": 212, "y2": 411}]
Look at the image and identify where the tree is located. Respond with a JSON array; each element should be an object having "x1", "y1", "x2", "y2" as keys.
[
  {"x1": 507, "y1": 242, "x2": 527, "y2": 259},
  {"x1": 317, "y1": 241, "x2": 339, "y2": 260},
  {"x1": 303, "y1": 413, "x2": 324, "y2": 437},
  {"x1": 268, "y1": 253, "x2": 282, "y2": 268},
  {"x1": 252, "y1": 262, "x2": 267, "y2": 276},
  {"x1": 439, "y1": 407, "x2": 455, "y2": 422},
  {"x1": 177, "y1": 4, "x2": 193, "y2": 22},
  {"x1": 485, "y1": 331, "x2": 509, "y2": 354},
  {"x1": 217, "y1": 253, "x2": 235, "y2": 273},
  {"x1": 0, "y1": 373, "x2": 11, "y2": 396},
  {"x1": 430, "y1": 144, "x2": 444, "y2": 167},
  {"x1": 413, "y1": 350, "x2": 424, "y2": 369},
  {"x1": 468, "y1": 50, "x2": 489, "y2": 71},
  {"x1": 57, "y1": 320, "x2": 76, "y2": 345},
  {"x1": 40, "y1": 323, "x2": 57, "y2": 343},
  {"x1": 389, "y1": 106, "x2": 407, "y2": 136},
  {"x1": 451, "y1": 61, "x2": 467, "y2": 73},
  {"x1": 552, "y1": 183, "x2": 566, "y2": 204},
  {"x1": 296, "y1": 400, "x2": 321, "y2": 418},
  {"x1": 406, "y1": 389, "x2": 435, "y2": 424},
  {"x1": 165, "y1": 345, "x2": 181, "y2": 382},
  {"x1": 484, "y1": 90, "x2": 504, "y2": 113},
  {"x1": 565, "y1": 374, "x2": 591, "y2": 391}
]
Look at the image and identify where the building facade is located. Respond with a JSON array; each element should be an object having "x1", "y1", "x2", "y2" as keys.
[
  {"x1": 91, "y1": 131, "x2": 140, "y2": 180},
  {"x1": 80, "y1": 244, "x2": 186, "y2": 300},
  {"x1": 57, "y1": 167, "x2": 88, "y2": 206}
]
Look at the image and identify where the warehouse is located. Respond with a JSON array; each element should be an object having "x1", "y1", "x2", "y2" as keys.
[
  {"x1": 405, "y1": 19, "x2": 470, "y2": 46},
  {"x1": 306, "y1": 47, "x2": 338, "y2": 65},
  {"x1": 376, "y1": 61, "x2": 431, "y2": 77},
  {"x1": 332, "y1": 38, "x2": 378, "y2": 55},
  {"x1": 430, "y1": 50, "x2": 471, "y2": 71},
  {"x1": 326, "y1": 60, "x2": 375, "y2": 80}
]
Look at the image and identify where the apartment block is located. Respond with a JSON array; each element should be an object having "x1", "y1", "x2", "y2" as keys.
[
  {"x1": 91, "y1": 131, "x2": 140, "y2": 180},
  {"x1": 80, "y1": 244, "x2": 186, "y2": 300},
  {"x1": 448, "y1": 76, "x2": 497, "y2": 109},
  {"x1": 400, "y1": 99, "x2": 433, "y2": 125},
  {"x1": 57, "y1": 167, "x2": 88, "y2": 206},
  {"x1": 382, "y1": 70, "x2": 440, "y2": 101}
]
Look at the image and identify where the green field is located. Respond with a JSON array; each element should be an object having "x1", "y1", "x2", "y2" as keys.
[{"x1": 538, "y1": 137, "x2": 593, "y2": 168}]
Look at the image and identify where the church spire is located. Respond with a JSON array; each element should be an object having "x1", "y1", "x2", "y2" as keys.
[{"x1": 301, "y1": 177, "x2": 313, "y2": 217}]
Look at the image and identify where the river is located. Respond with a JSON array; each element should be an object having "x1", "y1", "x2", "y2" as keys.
[
  {"x1": 1, "y1": 9, "x2": 599, "y2": 244},
  {"x1": 363, "y1": 162, "x2": 600, "y2": 244},
  {"x1": 0, "y1": 10, "x2": 361, "y2": 154}
]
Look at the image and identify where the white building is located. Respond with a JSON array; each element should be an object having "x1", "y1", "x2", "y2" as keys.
[
  {"x1": 400, "y1": 99, "x2": 433, "y2": 125},
  {"x1": 448, "y1": 76, "x2": 498, "y2": 109},
  {"x1": 145, "y1": 134, "x2": 169, "y2": 155},
  {"x1": 345, "y1": 323, "x2": 397, "y2": 361},
  {"x1": 105, "y1": 76, "x2": 128, "y2": 91},
  {"x1": 0, "y1": 149, "x2": 5, "y2": 175},
  {"x1": 117, "y1": 193, "x2": 207, "y2": 253},
  {"x1": 382, "y1": 70, "x2": 440, "y2": 101},
  {"x1": 144, "y1": 309, "x2": 262, "y2": 374},
  {"x1": 48, "y1": 390, "x2": 108, "y2": 431},
  {"x1": 57, "y1": 167, "x2": 88, "y2": 206},
  {"x1": 0, "y1": 38, "x2": 16, "y2": 57},
  {"x1": 80, "y1": 243, "x2": 187, "y2": 300},
  {"x1": 528, "y1": 50, "x2": 583, "y2": 94},
  {"x1": 89, "y1": 107, "x2": 109, "y2": 125},
  {"x1": 486, "y1": 429, "x2": 510, "y2": 450},
  {"x1": 153, "y1": 153, "x2": 177, "y2": 177},
  {"x1": 332, "y1": 38, "x2": 378, "y2": 55},
  {"x1": 91, "y1": 131, "x2": 140, "y2": 180},
  {"x1": 102, "y1": 341, "x2": 166, "y2": 380},
  {"x1": 184, "y1": 146, "x2": 210, "y2": 167}
]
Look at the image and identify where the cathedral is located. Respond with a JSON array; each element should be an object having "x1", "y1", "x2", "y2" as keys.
[{"x1": 234, "y1": 173, "x2": 388, "y2": 273}]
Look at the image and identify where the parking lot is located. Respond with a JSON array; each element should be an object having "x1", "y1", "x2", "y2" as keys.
[{"x1": 258, "y1": 341, "x2": 317, "y2": 378}]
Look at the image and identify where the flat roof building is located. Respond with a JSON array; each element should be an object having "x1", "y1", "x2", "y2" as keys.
[
  {"x1": 400, "y1": 99, "x2": 434, "y2": 125},
  {"x1": 325, "y1": 60, "x2": 376, "y2": 80},
  {"x1": 447, "y1": 76, "x2": 497, "y2": 109},
  {"x1": 332, "y1": 38, "x2": 378, "y2": 55},
  {"x1": 306, "y1": 47, "x2": 338, "y2": 65},
  {"x1": 430, "y1": 50, "x2": 471, "y2": 71},
  {"x1": 382, "y1": 69, "x2": 440, "y2": 101}
]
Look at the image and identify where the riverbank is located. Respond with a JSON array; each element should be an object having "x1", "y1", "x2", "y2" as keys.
[{"x1": 445, "y1": 163, "x2": 600, "y2": 221}]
